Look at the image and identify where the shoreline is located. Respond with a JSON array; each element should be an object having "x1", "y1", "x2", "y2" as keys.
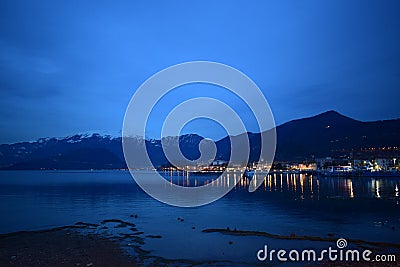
[
  {"x1": 0, "y1": 220, "x2": 232, "y2": 267},
  {"x1": 0, "y1": 224, "x2": 139, "y2": 266},
  {"x1": 202, "y1": 228, "x2": 400, "y2": 249},
  {"x1": 1, "y1": 221, "x2": 398, "y2": 266}
]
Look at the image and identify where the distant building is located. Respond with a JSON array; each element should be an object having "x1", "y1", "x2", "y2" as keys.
[
  {"x1": 353, "y1": 159, "x2": 365, "y2": 167},
  {"x1": 375, "y1": 158, "x2": 395, "y2": 171},
  {"x1": 288, "y1": 163, "x2": 317, "y2": 171},
  {"x1": 316, "y1": 157, "x2": 333, "y2": 169},
  {"x1": 211, "y1": 160, "x2": 228, "y2": 166}
]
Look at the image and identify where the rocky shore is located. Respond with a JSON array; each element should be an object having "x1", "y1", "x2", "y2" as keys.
[
  {"x1": 0, "y1": 221, "x2": 142, "y2": 267},
  {"x1": 1, "y1": 221, "x2": 398, "y2": 266},
  {"x1": 0, "y1": 219, "x2": 224, "y2": 267}
]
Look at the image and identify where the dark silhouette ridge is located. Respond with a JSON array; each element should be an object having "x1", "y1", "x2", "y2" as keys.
[{"x1": 1, "y1": 111, "x2": 399, "y2": 169}]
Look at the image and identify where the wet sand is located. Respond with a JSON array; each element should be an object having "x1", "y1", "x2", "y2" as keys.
[
  {"x1": 202, "y1": 228, "x2": 400, "y2": 249},
  {"x1": 0, "y1": 226, "x2": 138, "y2": 267},
  {"x1": 1, "y1": 222, "x2": 398, "y2": 266},
  {"x1": 203, "y1": 228, "x2": 400, "y2": 266},
  {"x1": 0, "y1": 221, "x2": 223, "y2": 267}
]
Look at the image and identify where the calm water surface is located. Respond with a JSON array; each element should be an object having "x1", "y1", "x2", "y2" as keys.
[{"x1": 0, "y1": 170, "x2": 399, "y2": 265}]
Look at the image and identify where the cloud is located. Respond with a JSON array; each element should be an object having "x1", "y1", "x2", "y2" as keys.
[{"x1": 0, "y1": 42, "x2": 64, "y2": 99}]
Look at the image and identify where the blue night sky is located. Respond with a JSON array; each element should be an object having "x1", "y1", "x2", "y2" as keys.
[{"x1": 0, "y1": 0, "x2": 399, "y2": 143}]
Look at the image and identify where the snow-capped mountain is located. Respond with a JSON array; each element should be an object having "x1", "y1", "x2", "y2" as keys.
[
  {"x1": 0, "y1": 132, "x2": 125, "y2": 170},
  {"x1": 1, "y1": 111, "x2": 400, "y2": 170},
  {"x1": 0, "y1": 132, "x2": 212, "y2": 170}
]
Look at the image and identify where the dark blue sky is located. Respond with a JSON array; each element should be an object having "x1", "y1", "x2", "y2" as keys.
[{"x1": 0, "y1": 0, "x2": 399, "y2": 143}]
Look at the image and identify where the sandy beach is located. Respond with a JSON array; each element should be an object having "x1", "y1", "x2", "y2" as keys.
[
  {"x1": 1, "y1": 221, "x2": 398, "y2": 267},
  {"x1": 0, "y1": 220, "x2": 224, "y2": 267},
  {"x1": 0, "y1": 224, "x2": 139, "y2": 267}
]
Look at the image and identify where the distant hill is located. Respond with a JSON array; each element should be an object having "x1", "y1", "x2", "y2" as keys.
[
  {"x1": 1, "y1": 110, "x2": 399, "y2": 169},
  {"x1": 274, "y1": 110, "x2": 400, "y2": 161}
]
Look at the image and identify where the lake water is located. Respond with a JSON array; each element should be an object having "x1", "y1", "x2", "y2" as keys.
[{"x1": 0, "y1": 170, "x2": 399, "y2": 265}]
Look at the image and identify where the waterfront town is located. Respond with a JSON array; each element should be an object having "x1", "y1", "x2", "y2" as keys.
[{"x1": 159, "y1": 155, "x2": 400, "y2": 177}]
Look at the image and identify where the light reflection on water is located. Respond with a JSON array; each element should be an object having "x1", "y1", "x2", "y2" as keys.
[
  {"x1": 0, "y1": 170, "x2": 399, "y2": 264},
  {"x1": 162, "y1": 170, "x2": 400, "y2": 201}
]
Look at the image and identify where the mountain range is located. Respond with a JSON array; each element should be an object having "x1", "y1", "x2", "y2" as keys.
[{"x1": 1, "y1": 110, "x2": 399, "y2": 170}]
